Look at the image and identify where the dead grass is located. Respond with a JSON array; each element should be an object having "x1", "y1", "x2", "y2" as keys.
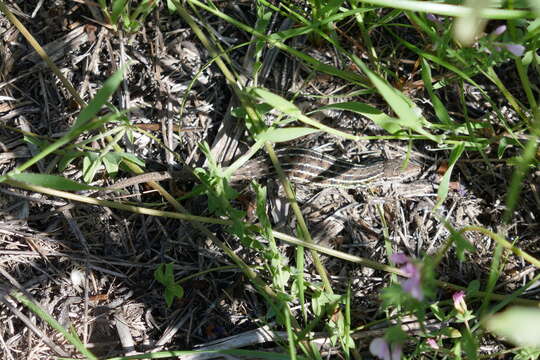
[{"x1": 0, "y1": 1, "x2": 539, "y2": 359}]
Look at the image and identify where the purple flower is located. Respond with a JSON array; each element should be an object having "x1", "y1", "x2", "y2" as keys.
[
  {"x1": 492, "y1": 42, "x2": 525, "y2": 57},
  {"x1": 452, "y1": 291, "x2": 467, "y2": 314},
  {"x1": 391, "y1": 253, "x2": 424, "y2": 301},
  {"x1": 370, "y1": 337, "x2": 402, "y2": 360},
  {"x1": 502, "y1": 43, "x2": 525, "y2": 56},
  {"x1": 426, "y1": 13, "x2": 443, "y2": 25},
  {"x1": 485, "y1": 24, "x2": 525, "y2": 57},
  {"x1": 491, "y1": 25, "x2": 506, "y2": 36}
]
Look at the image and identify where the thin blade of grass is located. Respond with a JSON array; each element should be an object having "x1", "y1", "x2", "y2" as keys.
[
  {"x1": 251, "y1": 88, "x2": 360, "y2": 140},
  {"x1": 435, "y1": 142, "x2": 465, "y2": 208},
  {"x1": 7, "y1": 173, "x2": 101, "y2": 191},
  {"x1": 503, "y1": 131, "x2": 538, "y2": 223},
  {"x1": 0, "y1": 114, "x2": 115, "y2": 183},
  {"x1": 74, "y1": 65, "x2": 127, "y2": 130},
  {"x1": 352, "y1": 57, "x2": 440, "y2": 141},
  {"x1": 261, "y1": 127, "x2": 321, "y2": 143},
  {"x1": 315, "y1": 102, "x2": 403, "y2": 134},
  {"x1": 355, "y1": 0, "x2": 530, "y2": 19},
  {"x1": 421, "y1": 58, "x2": 452, "y2": 125},
  {"x1": 10, "y1": 291, "x2": 98, "y2": 360}
]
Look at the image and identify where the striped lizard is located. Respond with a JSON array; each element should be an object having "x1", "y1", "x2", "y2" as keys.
[
  {"x1": 106, "y1": 147, "x2": 422, "y2": 190},
  {"x1": 229, "y1": 147, "x2": 422, "y2": 188}
]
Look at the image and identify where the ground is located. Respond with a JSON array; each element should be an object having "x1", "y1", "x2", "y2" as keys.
[{"x1": 0, "y1": 1, "x2": 539, "y2": 359}]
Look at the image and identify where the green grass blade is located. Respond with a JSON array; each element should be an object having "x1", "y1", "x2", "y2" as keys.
[
  {"x1": 352, "y1": 57, "x2": 440, "y2": 141},
  {"x1": 356, "y1": 0, "x2": 531, "y2": 19},
  {"x1": 503, "y1": 132, "x2": 538, "y2": 223},
  {"x1": 261, "y1": 127, "x2": 321, "y2": 143},
  {"x1": 251, "y1": 88, "x2": 361, "y2": 140},
  {"x1": 7, "y1": 173, "x2": 101, "y2": 191},
  {"x1": 111, "y1": 0, "x2": 129, "y2": 24},
  {"x1": 74, "y1": 65, "x2": 127, "y2": 130},
  {"x1": 436, "y1": 142, "x2": 465, "y2": 208},
  {"x1": 10, "y1": 291, "x2": 98, "y2": 360},
  {"x1": 315, "y1": 102, "x2": 403, "y2": 133},
  {"x1": 421, "y1": 58, "x2": 452, "y2": 125},
  {"x1": 0, "y1": 114, "x2": 113, "y2": 183}
]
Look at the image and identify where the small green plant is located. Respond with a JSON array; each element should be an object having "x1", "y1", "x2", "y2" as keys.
[
  {"x1": 305, "y1": 0, "x2": 346, "y2": 43},
  {"x1": 97, "y1": 0, "x2": 159, "y2": 32},
  {"x1": 154, "y1": 263, "x2": 185, "y2": 308}
]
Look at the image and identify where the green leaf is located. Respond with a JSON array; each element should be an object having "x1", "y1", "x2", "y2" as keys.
[
  {"x1": 421, "y1": 58, "x2": 451, "y2": 125},
  {"x1": 485, "y1": 306, "x2": 540, "y2": 348},
  {"x1": 22, "y1": 134, "x2": 45, "y2": 148},
  {"x1": 166, "y1": 0, "x2": 177, "y2": 12},
  {"x1": 170, "y1": 284, "x2": 184, "y2": 298},
  {"x1": 436, "y1": 142, "x2": 465, "y2": 207},
  {"x1": 381, "y1": 284, "x2": 405, "y2": 308},
  {"x1": 462, "y1": 328, "x2": 478, "y2": 360},
  {"x1": 311, "y1": 290, "x2": 341, "y2": 317},
  {"x1": 452, "y1": 338, "x2": 463, "y2": 360},
  {"x1": 250, "y1": 87, "x2": 359, "y2": 140},
  {"x1": 467, "y1": 280, "x2": 480, "y2": 296},
  {"x1": 0, "y1": 113, "x2": 115, "y2": 184},
  {"x1": 354, "y1": 58, "x2": 439, "y2": 141},
  {"x1": 111, "y1": 0, "x2": 129, "y2": 24},
  {"x1": 164, "y1": 288, "x2": 174, "y2": 307},
  {"x1": 514, "y1": 348, "x2": 540, "y2": 360},
  {"x1": 315, "y1": 102, "x2": 402, "y2": 133},
  {"x1": 102, "y1": 153, "x2": 121, "y2": 175},
  {"x1": 58, "y1": 151, "x2": 84, "y2": 172},
  {"x1": 251, "y1": 88, "x2": 303, "y2": 118},
  {"x1": 260, "y1": 127, "x2": 320, "y2": 143},
  {"x1": 165, "y1": 284, "x2": 184, "y2": 307},
  {"x1": 430, "y1": 303, "x2": 447, "y2": 321},
  {"x1": 164, "y1": 262, "x2": 174, "y2": 284},
  {"x1": 8, "y1": 173, "x2": 100, "y2": 191},
  {"x1": 320, "y1": 0, "x2": 346, "y2": 19},
  {"x1": 446, "y1": 221, "x2": 476, "y2": 261},
  {"x1": 118, "y1": 152, "x2": 145, "y2": 166},
  {"x1": 72, "y1": 66, "x2": 127, "y2": 131},
  {"x1": 101, "y1": 151, "x2": 144, "y2": 175},
  {"x1": 386, "y1": 326, "x2": 408, "y2": 344},
  {"x1": 496, "y1": 137, "x2": 511, "y2": 158},
  {"x1": 82, "y1": 155, "x2": 102, "y2": 183},
  {"x1": 154, "y1": 264, "x2": 167, "y2": 284},
  {"x1": 154, "y1": 263, "x2": 184, "y2": 307}
]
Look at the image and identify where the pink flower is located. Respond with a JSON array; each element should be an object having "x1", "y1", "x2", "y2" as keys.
[
  {"x1": 401, "y1": 263, "x2": 423, "y2": 301},
  {"x1": 391, "y1": 253, "x2": 409, "y2": 265},
  {"x1": 452, "y1": 291, "x2": 467, "y2": 314},
  {"x1": 370, "y1": 337, "x2": 402, "y2": 360},
  {"x1": 391, "y1": 253, "x2": 424, "y2": 301},
  {"x1": 426, "y1": 338, "x2": 439, "y2": 350}
]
